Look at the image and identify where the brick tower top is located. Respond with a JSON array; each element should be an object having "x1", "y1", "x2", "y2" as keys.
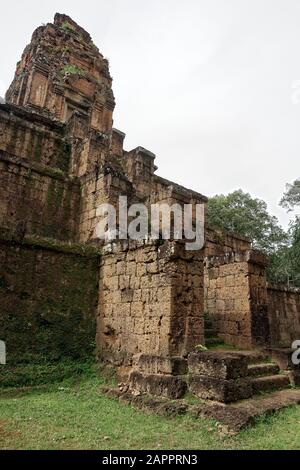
[{"x1": 5, "y1": 13, "x2": 115, "y2": 134}]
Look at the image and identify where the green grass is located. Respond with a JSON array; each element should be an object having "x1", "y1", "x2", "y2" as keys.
[{"x1": 0, "y1": 362, "x2": 300, "y2": 450}]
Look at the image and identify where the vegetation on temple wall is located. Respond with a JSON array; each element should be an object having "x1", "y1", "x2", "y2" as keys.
[
  {"x1": 45, "y1": 179, "x2": 78, "y2": 240},
  {"x1": 7, "y1": 120, "x2": 20, "y2": 154},
  {"x1": 56, "y1": 140, "x2": 71, "y2": 173},
  {"x1": 0, "y1": 228, "x2": 101, "y2": 257},
  {"x1": 0, "y1": 235, "x2": 100, "y2": 364},
  {"x1": 61, "y1": 64, "x2": 86, "y2": 77},
  {"x1": 60, "y1": 21, "x2": 76, "y2": 33},
  {"x1": 22, "y1": 234, "x2": 101, "y2": 257},
  {"x1": 23, "y1": 159, "x2": 68, "y2": 180}
]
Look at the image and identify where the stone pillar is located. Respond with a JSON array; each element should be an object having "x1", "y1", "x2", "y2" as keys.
[
  {"x1": 247, "y1": 251, "x2": 270, "y2": 347},
  {"x1": 204, "y1": 250, "x2": 269, "y2": 349}
]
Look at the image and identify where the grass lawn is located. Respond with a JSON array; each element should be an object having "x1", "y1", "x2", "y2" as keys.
[{"x1": 0, "y1": 362, "x2": 299, "y2": 450}]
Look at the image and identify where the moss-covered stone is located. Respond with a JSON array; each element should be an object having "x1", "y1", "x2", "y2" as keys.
[{"x1": 0, "y1": 236, "x2": 100, "y2": 363}]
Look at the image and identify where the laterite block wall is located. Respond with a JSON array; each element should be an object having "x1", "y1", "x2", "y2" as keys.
[{"x1": 0, "y1": 233, "x2": 100, "y2": 363}]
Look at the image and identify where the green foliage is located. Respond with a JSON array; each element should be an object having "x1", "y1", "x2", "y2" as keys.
[
  {"x1": 61, "y1": 64, "x2": 86, "y2": 77},
  {"x1": 60, "y1": 21, "x2": 76, "y2": 32},
  {"x1": 268, "y1": 217, "x2": 300, "y2": 287},
  {"x1": 0, "y1": 238, "x2": 99, "y2": 364},
  {"x1": 0, "y1": 360, "x2": 95, "y2": 388},
  {"x1": 207, "y1": 190, "x2": 287, "y2": 254},
  {"x1": 195, "y1": 344, "x2": 208, "y2": 352},
  {"x1": 206, "y1": 187, "x2": 300, "y2": 287},
  {"x1": 268, "y1": 177, "x2": 300, "y2": 287},
  {"x1": 56, "y1": 140, "x2": 71, "y2": 173},
  {"x1": 0, "y1": 230, "x2": 101, "y2": 258}
]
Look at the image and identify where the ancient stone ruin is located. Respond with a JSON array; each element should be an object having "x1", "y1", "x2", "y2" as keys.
[{"x1": 0, "y1": 14, "x2": 299, "y2": 429}]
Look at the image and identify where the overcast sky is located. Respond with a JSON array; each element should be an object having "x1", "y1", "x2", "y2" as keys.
[{"x1": 1, "y1": 0, "x2": 299, "y2": 228}]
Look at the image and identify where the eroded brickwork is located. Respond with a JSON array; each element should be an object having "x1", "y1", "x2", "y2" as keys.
[
  {"x1": 6, "y1": 14, "x2": 114, "y2": 141},
  {"x1": 97, "y1": 240, "x2": 204, "y2": 365},
  {"x1": 0, "y1": 232, "x2": 100, "y2": 363},
  {"x1": 0, "y1": 153, "x2": 80, "y2": 240},
  {"x1": 204, "y1": 251, "x2": 269, "y2": 348},
  {"x1": 204, "y1": 227, "x2": 251, "y2": 257},
  {"x1": 268, "y1": 285, "x2": 300, "y2": 347},
  {"x1": 0, "y1": 104, "x2": 69, "y2": 171}
]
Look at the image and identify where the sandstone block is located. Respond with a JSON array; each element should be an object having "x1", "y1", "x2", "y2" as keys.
[
  {"x1": 188, "y1": 351, "x2": 249, "y2": 379},
  {"x1": 130, "y1": 371, "x2": 187, "y2": 399},
  {"x1": 134, "y1": 354, "x2": 188, "y2": 375},
  {"x1": 189, "y1": 375, "x2": 252, "y2": 403}
]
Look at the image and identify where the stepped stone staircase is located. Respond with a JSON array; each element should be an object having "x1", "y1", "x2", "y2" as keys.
[
  {"x1": 204, "y1": 316, "x2": 294, "y2": 396},
  {"x1": 204, "y1": 315, "x2": 223, "y2": 347},
  {"x1": 121, "y1": 318, "x2": 300, "y2": 433},
  {"x1": 118, "y1": 336, "x2": 300, "y2": 433},
  {"x1": 246, "y1": 352, "x2": 291, "y2": 394},
  {"x1": 188, "y1": 348, "x2": 295, "y2": 404},
  {"x1": 211, "y1": 349, "x2": 300, "y2": 432}
]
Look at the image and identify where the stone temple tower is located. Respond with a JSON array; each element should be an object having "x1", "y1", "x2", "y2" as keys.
[{"x1": 6, "y1": 13, "x2": 115, "y2": 177}]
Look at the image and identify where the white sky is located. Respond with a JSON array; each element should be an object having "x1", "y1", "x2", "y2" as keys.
[{"x1": 1, "y1": 0, "x2": 300, "y2": 228}]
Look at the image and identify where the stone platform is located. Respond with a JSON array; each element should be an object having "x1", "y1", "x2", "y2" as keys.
[
  {"x1": 129, "y1": 349, "x2": 299, "y2": 402},
  {"x1": 100, "y1": 385, "x2": 300, "y2": 434}
]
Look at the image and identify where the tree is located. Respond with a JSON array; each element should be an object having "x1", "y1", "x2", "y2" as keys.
[
  {"x1": 271, "y1": 178, "x2": 300, "y2": 287},
  {"x1": 280, "y1": 179, "x2": 300, "y2": 212},
  {"x1": 268, "y1": 217, "x2": 300, "y2": 287},
  {"x1": 207, "y1": 189, "x2": 287, "y2": 254}
]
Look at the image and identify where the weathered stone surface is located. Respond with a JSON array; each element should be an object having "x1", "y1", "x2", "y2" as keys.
[
  {"x1": 0, "y1": 235, "x2": 99, "y2": 363},
  {"x1": 134, "y1": 354, "x2": 188, "y2": 376},
  {"x1": 251, "y1": 374, "x2": 290, "y2": 394},
  {"x1": 204, "y1": 251, "x2": 270, "y2": 349},
  {"x1": 130, "y1": 371, "x2": 187, "y2": 399},
  {"x1": 267, "y1": 286, "x2": 300, "y2": 348},
  {"x1": 188, "y1": 351, "x2": 249, "y2": 380},
  {"x1": 189, "y1": 375, "x2": 252, "y2": 403},
  {"x1": 288, "y1": 371, "x2": 300, "y2": 387},
  {"x1": 0, "y1": 12, "x2": 299, "y2": 386},
  {"x1": 97, "y1": 240, "x2": 204, "y2": 363},
  {"x1": 191, "y1": 389, "x2": 300, "y2": 433},
  {"x1": 268, "y1": 348, "x2": 297, "y2": 370},
  {"x1": 6, "y1": 14, "x2": 114, "y2": 141},
  {"x1": 247, "y1": 363, "x2": 280, "y2": 377}
]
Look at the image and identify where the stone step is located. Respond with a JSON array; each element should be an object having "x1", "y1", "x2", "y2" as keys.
[
  {"x1": 196, "y1": 389, "x2": 300, "y2": 434},
  {"x1": 242, "y1": 351, "x2": 271, "y2": 365},
  {"x1": 204, "y1": 318, "x2": 214, "y2": 329},
  {"x1": 205, "y1": 338, "x2": 223, "y2": 347},
  {"x1": 204, "y1": 328, "x2": 218, "y2": 339},
  {"x1": 251, "y1": 374, "x2": 290, "y2": 394},
  {"x1": 201, "y1": 349, "x2": 272, "y2": 365},
  {"x1": 248, "y1": 363, "x2": 280, "y2": 377}
]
